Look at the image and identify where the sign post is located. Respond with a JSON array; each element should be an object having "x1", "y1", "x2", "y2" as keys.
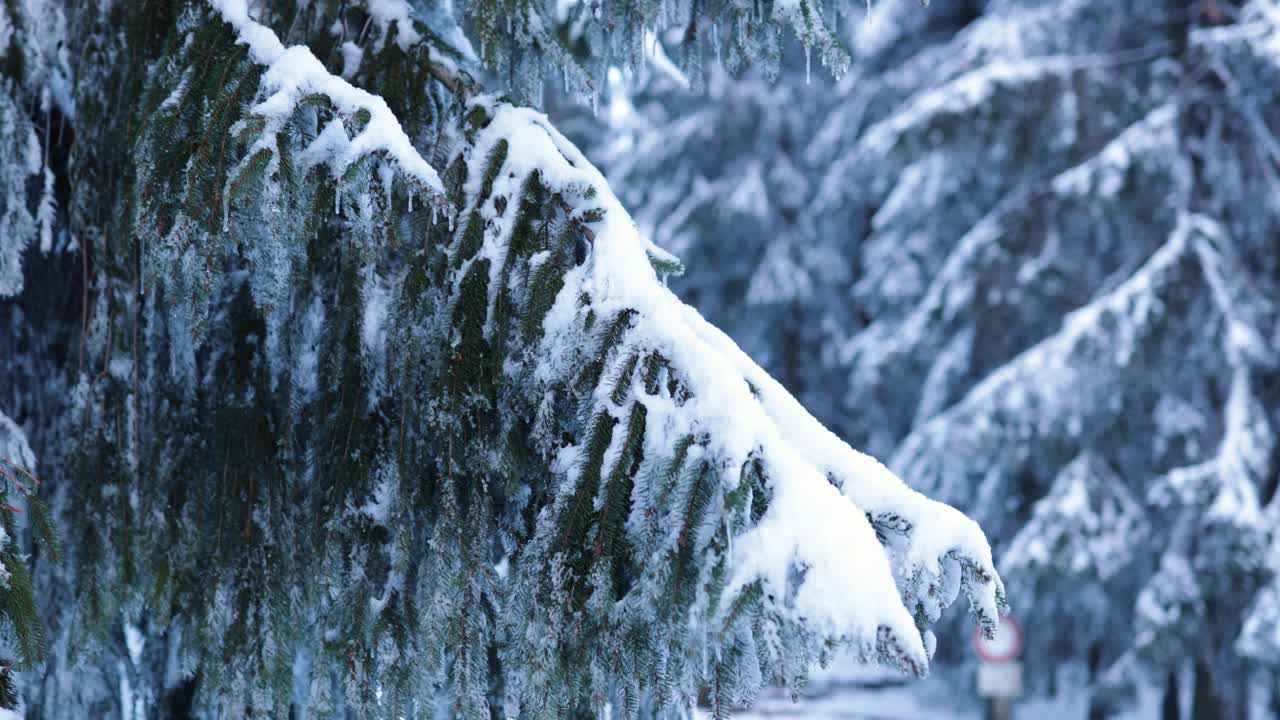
[{"x1": 974, "y1": 615, "x2": 1023, "y2": 720}]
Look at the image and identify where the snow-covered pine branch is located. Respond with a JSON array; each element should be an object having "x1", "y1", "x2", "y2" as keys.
[
  {"x1": 441, "y1": 97, "x2": 1002, "y2": 700},
  {"x1": 211, "y1": 0, "x2": 446, "y2": 209},
  {"x1": 0, "y1": 410, "x2": 56, "y2": 678},
  {"x1": 0, "y1": 92, "x2": 42, "y2": 298},
  {"x1": 0, "y1": 0, "x2": 67, "y2": 299}
]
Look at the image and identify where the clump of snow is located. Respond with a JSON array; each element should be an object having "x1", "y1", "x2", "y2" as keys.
[
  {"x1": 339, "y1": 40, "x2": 364, "y2": 78},
  {"x1": 1004, "y1": 453, "x2": 1147, "y2": 581},
  {"x1": 365, "y1": 0, "x2": 421, "y2": 49},
  {"x1": 125, "y1": 622, "x2": 146, "y2": 665},
  {"x1": 861, "y1": 58, "x2": 1066, "y2": 157},
  {"x1": 1052, "y1": 104, "x2": 1181, "y2": 199},
  {"x1": 0, "y1": 410, "x2": 36, "y2": 482},
  {"x1": 211, "y1": 0, "x2": 444, "y2": 197}
]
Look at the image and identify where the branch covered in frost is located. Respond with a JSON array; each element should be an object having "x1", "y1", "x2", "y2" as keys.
[
  {"x1": 0, "y1": 410, "x2": 55, "y2": 672},
  {"x1": 454, "y1": 0, "x2": 858, "y2": 100},
  {"x1": 0, "y1": 93, "x2": 42, "y2": 297},
  {"x1": 449, "y1": 97, "x2": 1003, "y2": 686},
  {"x1": 892, "y1": 214, "x2": 1241, "y2": 517},
  {"x1": 211, "y1": 0, "x2": 446, "y2": 199}
]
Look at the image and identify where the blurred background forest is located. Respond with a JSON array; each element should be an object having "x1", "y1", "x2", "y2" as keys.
[{"x1": 552, "y1": 0, "x2": 1280, "y2": 717}]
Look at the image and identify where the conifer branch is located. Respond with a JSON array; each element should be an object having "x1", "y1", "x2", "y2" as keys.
[{"x1": 209, "y1": 0, "x2": 447, "y2": 199}]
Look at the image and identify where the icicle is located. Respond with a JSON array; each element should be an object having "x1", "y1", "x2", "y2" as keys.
[
  {"x1": 336, "y1": 187, "x2": 342, "y2": 217},
  {"x1": 724, "y1": 513, "x2": 733, "y2": 559},
  {"x1": 805, "y1": 46, "x2": 811, "y2": 85},
  {"x1": 409, "y1": 189, "x2": 414, "y2": 213},
  {"x1": 713, "y1": 23, "x2": 721, "y2": 67}
]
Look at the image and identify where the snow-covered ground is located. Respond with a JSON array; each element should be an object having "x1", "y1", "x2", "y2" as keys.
[
  {"x1": 700, "y1": 660, "x2": 983, "y2": 720},
  {"x1": 694, "y1": 656, "x2": 1168, "y2": 720}
]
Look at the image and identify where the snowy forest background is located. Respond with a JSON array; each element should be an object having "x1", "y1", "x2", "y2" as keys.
[
  {"x1": 562, "y1": 1, "x2": 1280, "y2": 716},
  {"x1": 1, "y1": 0, "x2": 1279, "y2": 718}
]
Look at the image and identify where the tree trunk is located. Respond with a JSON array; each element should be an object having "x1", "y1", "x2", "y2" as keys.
[
  {"x1": 1161, "y1": 669, "x2": 1179, "y2": 720},
  {"x1": 1191, "y1": 659, "x2": 1216, "y2": 720}
]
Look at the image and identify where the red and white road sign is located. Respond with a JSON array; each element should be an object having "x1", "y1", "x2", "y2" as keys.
[{"x1": 974, "y1": 615, "x2": 1023, "y2": 663}]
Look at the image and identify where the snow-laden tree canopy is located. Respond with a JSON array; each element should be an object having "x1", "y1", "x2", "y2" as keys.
[{"x1": 0, "y1": 0, "x2": 1004, "y2": 716}]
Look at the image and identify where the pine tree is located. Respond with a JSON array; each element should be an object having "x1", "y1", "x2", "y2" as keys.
[
  {"x1": 577, "y1": 0, "x2": 1280, "y2": 715},
  {"x1": 0, "y1": 0, "x2": 1005, "y2": 716}
]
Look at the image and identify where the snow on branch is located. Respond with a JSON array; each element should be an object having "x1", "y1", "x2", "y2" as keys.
[
  {"x1": 458, "y1": 97, "x2": 1003, "y2": 674},
  {"x1": 0, "y1": 93, "x2": 42, "y2": 298},
  {"x1": 890, "y1": 214, "x2": 1251, "y2": 526},
  {"x1": 210, "y1": 0, "x2": 445, "y2": 199}
]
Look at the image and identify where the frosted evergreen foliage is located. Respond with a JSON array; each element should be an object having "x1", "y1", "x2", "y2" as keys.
[
  {"x1": 0, "y1": 0, "x2": 1004, "y2": 717},
  {"x1": 578, "y1": 0, "x2": 1280, "y2": 715},
  {"x1": 0, "y1": 412, "x2": 58, "y2": 709},
  {"x1": 0, "y1": 90, "x2": 40, "y2": 296},
  {"x1": 458, "y1": 0, "x2": 858, "y2": 100},
  {"x1": 1001, "y1": 453, "x2": 1148, "y2": 669},
  {"x1": 0, "y1": 0, "x2": 68, "y2": 297}
]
